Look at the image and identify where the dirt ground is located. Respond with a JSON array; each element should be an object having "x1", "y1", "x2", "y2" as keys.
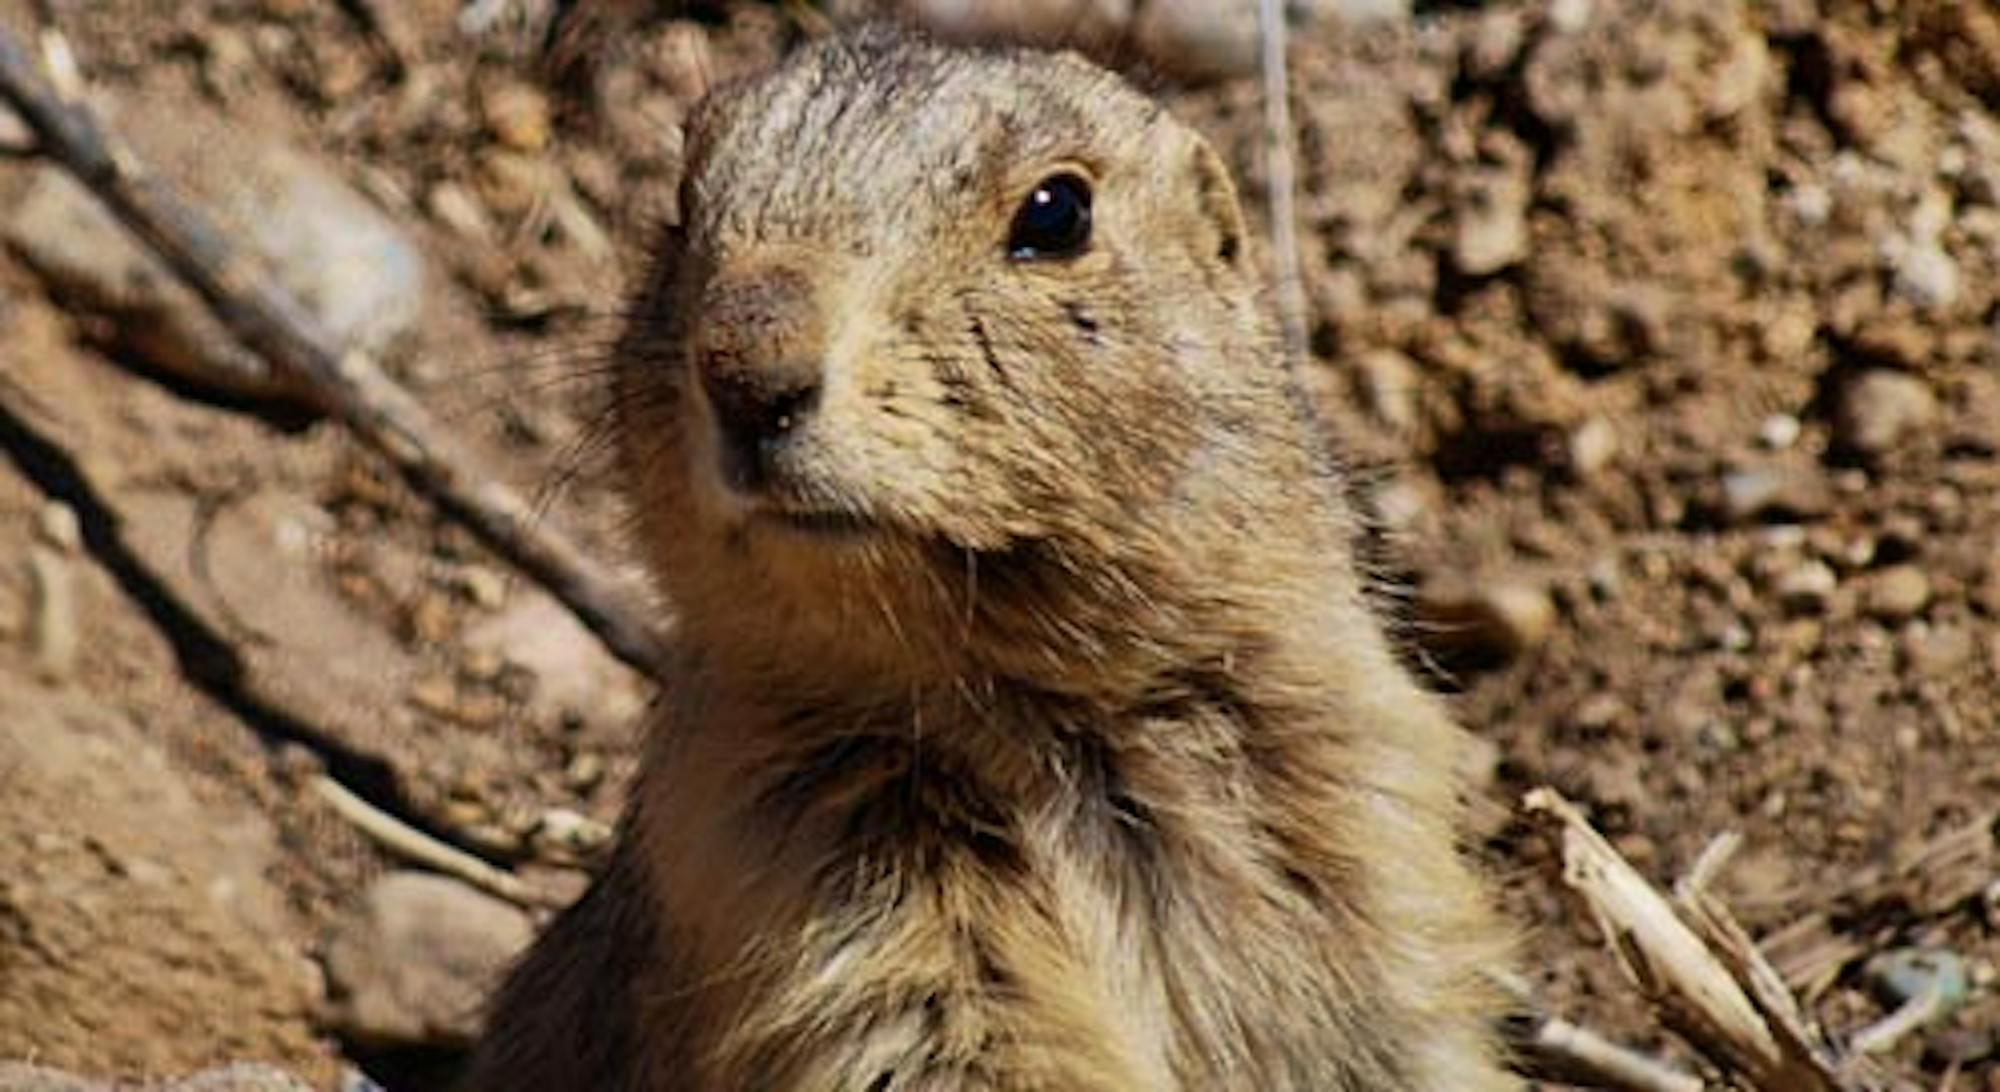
[{"x1": 1, "y1": 0, "x2": 1997, "y2": 1088}]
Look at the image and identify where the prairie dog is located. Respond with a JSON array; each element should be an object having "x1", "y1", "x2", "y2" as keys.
[{"x1": 467, "y1": 27, "x2": 1515, "y2": 1091}]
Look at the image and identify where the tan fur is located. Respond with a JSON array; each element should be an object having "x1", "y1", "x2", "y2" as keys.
[{"x1": 465, "y1": 28, "x2": 1515, "y2": 1091}]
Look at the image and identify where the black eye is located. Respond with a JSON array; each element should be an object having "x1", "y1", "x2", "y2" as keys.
[{"x1": 1007, "y1": 173, "x2": 1092, "y2": 261}]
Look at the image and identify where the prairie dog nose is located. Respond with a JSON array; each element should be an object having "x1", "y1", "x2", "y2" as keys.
[
  {"x1": 699, "y1": 355, "x2": 821, "y2": 448},
  {"x1": 692, "y1": 262, "x2": 827, "y2": 482}
]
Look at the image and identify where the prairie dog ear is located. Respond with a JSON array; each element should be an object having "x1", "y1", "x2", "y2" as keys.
[{"x1": 1187, "y1": 137, "x2": 1249, "y2": 273}]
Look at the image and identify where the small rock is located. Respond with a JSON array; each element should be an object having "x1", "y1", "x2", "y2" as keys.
[
  {"x1": 0, "y1": 103, "x2": 30, "y2": 151},
  {"x1": 1452, "y1": 166, "x2": 1531, "y2": 276},
  {"x1": 339, "y1": 1070, "x2": 389, "y2": 1092},
  {"x1": 1352, "y1": 349, "x2": 1419, "y2": 433},
  {"x1": 456, "y1": 565, "x2": 509, "y2": 610},
  {"x1": 1463, "y1": 9, "x2": 1526, "y2": 79},
  {"x1": 1757, "y1": 413, "x2": 1802, "y2": 450},
  {"x1": 35, "y1": 502, "x2": 82, "y2": 554},
  {"x1": 1772, "y1": 559, "x2": 1838, "y2": 614},
  {"x1": 1418, "y1": 579, "x2": 1556, "y2": 664},
  {"x1": 1867, "y1": 947, "x2": 1970, "y2": 1011},
  {"x1": 1566, "y1": 417, "x2": 1618, "y2": 476},
  {"x1": 1546, "y1": 0, "x2": 1592, "y2": 33},
  {"x1": 1785, "y1": 182, "x2": 1832, "y2": 226},
  {"x1": 1719, "y1": 464, "x2": 1831, "y2": 524},
  {"x1": 464, "y1": 593, "x2": 647, "y2": 725},
  {"x1": 534, "y1": 807, "x2": 614, "y2": 861},
  {"x1": 1904, "y1": 625, "x2": 1975, "y2": 678},
  {"x1": 476, "y1": 147, "x2": 556, "y2": 219},
  {"x1": 1583, "y1": 750, "x2": 1647, "y2": 808},
  {"x1": 426, "y1": 180, "x2": 498, "y2": 244},
  {"x1": 1893, "y1": 242, "x2": 1959, "y2": 310},
  {"x1": 480, "y1": 79, "x2": 552, "y2": 153},
  {"x1": 323, "y1": 871, "x2": 534, "y2": 1048},
  {"x1": 1863, "y1": 564, "x2": 1932, "y2": 622},
  {"x1": 1836, "y1": 369, "x2": 1937, "y2": 458},
  {"x1": 564, "y1": 752, "x2": 605, "y2": 792},
  {"x1": 1568, "y1": 692, "x2": 1628, "y2": 734}
]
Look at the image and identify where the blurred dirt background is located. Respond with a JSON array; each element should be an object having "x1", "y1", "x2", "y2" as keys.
[{"x1": 0, "y1": 0, "x2": 1997, "y2": 1088}]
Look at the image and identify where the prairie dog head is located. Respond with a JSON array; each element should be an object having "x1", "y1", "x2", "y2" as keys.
[{"x1": 616, "y1": 29, "x2": 1332, "y2": 687}]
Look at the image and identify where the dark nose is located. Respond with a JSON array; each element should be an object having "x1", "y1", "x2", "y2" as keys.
[
  {"x1": 691, "y1": 261, "x2": 828, "y2": 489},
  {"x1": 699, "y1": 357, "x2": 822, "y2": 480}
]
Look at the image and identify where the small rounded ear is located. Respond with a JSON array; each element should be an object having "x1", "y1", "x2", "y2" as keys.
[{"x1": 1188, "y1": 138, "x2": 1249, "y2": 272}]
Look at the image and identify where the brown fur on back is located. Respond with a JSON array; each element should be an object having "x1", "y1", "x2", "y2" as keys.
[{"x1": 466, "y1": 27, "x2": 1515, "y2": 1091}]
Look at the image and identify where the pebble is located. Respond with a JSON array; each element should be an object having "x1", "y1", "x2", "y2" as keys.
[
  {"x1": 1568, "y1": 692, "x2": 1629, "y2": 735},
  {"x1": 533, "y1": 807, "x2": 614, "y2": 861},
  {"x1": 1836, "y1": 369, "x2": 1938, "y2": 457},
  {"x1": 463, "y1": 594, "x2": 647, "y2": 724},
  {"x1": 1418, "y1": 579, "x2": 1557, "y2": 663},
  {"x1": 475, "y1": 147, "x2": 558, "y2": 220},
  {"x1": 322, "y1": 871, "x2": 534, "y2": 1048},
  {"x1": 1352, "y1": 349, "x2": 1420, "y2": 433},
  {"x1": 426, "y1": 180, "x2": 498, "y2": 245},
  {"x1": 0, "y1": 103, "x2": 29, "y2": 152},
  {"x1": 1892, "y1": 242, "x2": 1959, "y2": 311},
  {"x1": 1757, "y1": 413, "x2": 1802, "y2": 451},
  {"x1": 1905, "y1": 625, "x2": 1975, "y2": 678},
  {"x1": 480, "y1": 79, "x2": 553, "y2": 153},
  {"x1": 1566, "y1": 417, "x2": 1618, "y2": 477},
  {"x1": 1867, "y1": 947, "x2": 1970, "y2": 1011},
  {"x1": 1452, "y1": 166, "x2": 1532, "y2": 276},
  {"x1": 1862, "y1": 564, "x2": 1932, "y2": 622},
  {"x1": 456, "y1": 565, "x2": 510, "y2": 610},
  {"x1": 1772, "y1": 559, "x2": 1838, "y2": 614},
  {"x1": 1719, "y1": 464, "x2": 1832, "y2": 524},
  {"x1": 563, "y1": 752, "x2": 605, "y2": 792},
  {"x1": 1546, "y1": 0, "x2": 1593, "y2": 33},
  {"x1": 35, "y1": 502, "x2": 82, "y2": 554}
]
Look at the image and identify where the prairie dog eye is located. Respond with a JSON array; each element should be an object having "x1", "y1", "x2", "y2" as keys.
[{"x1": 1007, "y1": 173, "x2": 1093, "y2": 261}]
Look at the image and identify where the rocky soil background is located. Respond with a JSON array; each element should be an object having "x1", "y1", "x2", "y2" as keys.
[{"x1": 0, "y1": 0, "x2": 1996, "y2": 1088}]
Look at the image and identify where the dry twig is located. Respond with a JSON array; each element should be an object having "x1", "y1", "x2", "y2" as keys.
[
  {"x1": 312, "y1": 775, "x2": 559, "y2": 908},
  {"x1": 1507, "y1": 1011, "x2": 1706, "y2": 1092},
  {"x1": 1674, "y1": 834, "x2": 1856, "y2": 1084},
  {"x1": 1490, "y1": 970, "x2": 1707, "y2": 1092},
  {"x1": 1525, "y1": 787, "x2": 1853, "y2": 1092},
  {"x1": 0, "y1": 26, "x2": 669, "y2": 677}
]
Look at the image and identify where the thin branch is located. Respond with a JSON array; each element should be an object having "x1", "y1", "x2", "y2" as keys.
[
  {"x1": 312, "y1": 775, "x2": 560, "y2": 909},
  {"x1": 1488, "y1": 970, "x2": 1708, "y2": 1092},
  {"x1": 1506, "y1": 1011, "x2": 1707, "y2": 1092},
  {"x1": 1257, "y1": 0, "x2": 1310, "y2": 365},
  {"x1": 0, "y1": 26, "x2": 669, "y2": 677}
]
